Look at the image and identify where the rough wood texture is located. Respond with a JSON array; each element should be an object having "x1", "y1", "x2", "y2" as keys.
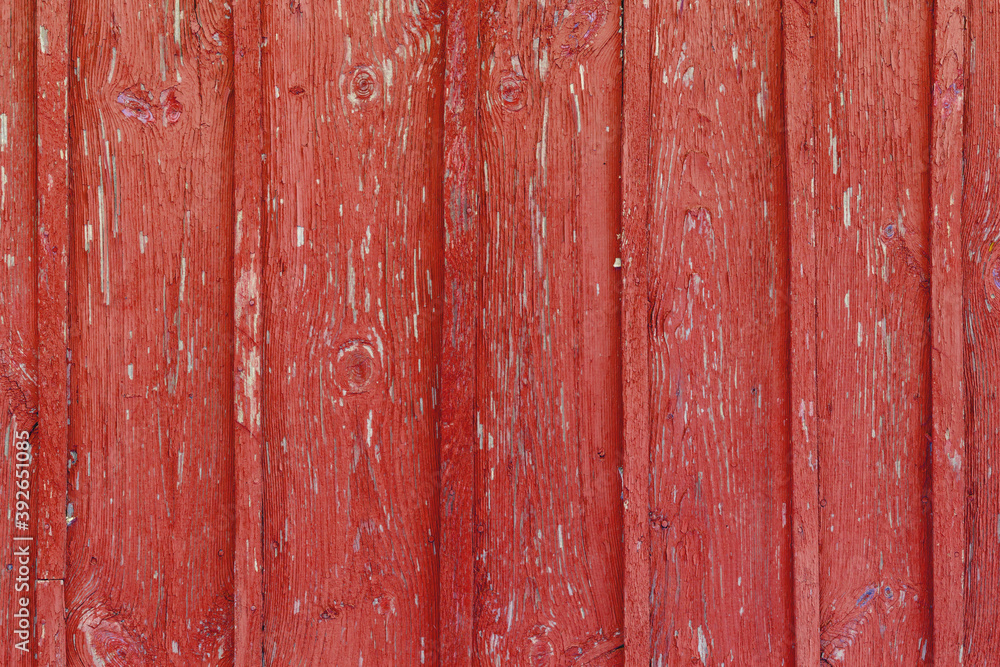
[
  {"x1": 783, "y1": 0, "x2": 822, "y2": 661},
  {"x1": 232, "y1": 0, "x2": 265, "y2": 663},
  {"x1": 36, "y1": 579, "x2": 67, "y2": 664},
  {"x1": 809, "y1": 2, "x2": 934, "y2": 663},
  {"x1": 439, "y1": 0, "x2": 479, "y2": 663},
  {"x1": 259, "y1": 0, "x2": 446, "y2": 663},
  {"x1": 620, "y1": 0, "x2": 652, "y2": 664},
  {"x1": 0, "y1": 1, "x2": 36, "y2": 665},
  {"x1": 930, "y1": 0, "x2": 967, "y2": 661},
  {"x1": 962, "y1": 2, "x2": 1000, "y2": 663},
  {"x1": 64, "y1": 0, "x2": 236, "y2": 662},
  {"x1": 632, "y1": 1, "x2": 794, "y2": 663},
  {"x1": 35, "y1": 0, "x2": 70, "y2": 587},
  {"x1": 11, "y1": 1, "x2": 1000, "y2": 664},
  {"x1": 470, "y1": 1, "x2": 625, "y2": 663}
]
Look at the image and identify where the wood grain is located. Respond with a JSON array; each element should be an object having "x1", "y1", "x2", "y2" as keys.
[
  {"x1": 961, "y1": 2, "x2": 1000, "y2": 663},
  {"x1": 37, "y1": 579, "x2": 68, "y2": 664},
  {"x1": 640, "y1": 1, "x2": 794, "y2": 663},
  {"x1": 35, "y1": 0, "x2": 70, "y2": 589},
  {"x1": 810, "y1": 1, "x2": 934, "y2": 663},
  {"x1": 930, "y1": 0, "x2": 967, "y2": 661},
  {"x1": 0, "y1": 0, "x2": 36, "y2": 662},
  {"x1": 259, "y1": 0, "x2": 446, "y2": 662},
  {"x1": 64, "y1": 0, "x2": 236, "y2": 662},
  {"x1": 471, "y1": 1, "x2": 625, "y2": 663},
  {"x1": 232, "y1": 0, "x2": 265, "y2": 663},
  {"x1": 783, "y1": 0, "x2": 822, "y2": 661},
  {"x1": 620, "y1": 0, "x2": 652, "y2": 664},
  {"x1": 440, "y1": 0, "x2": 479, "y2": 663}
]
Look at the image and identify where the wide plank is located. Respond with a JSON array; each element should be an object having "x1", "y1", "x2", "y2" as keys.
[
  {"x1": 64, "y1": 0, "x2": 236, "y2": 661},
  {"x1": 260, "y1": 0, "x2": 446, "y2": 662}
]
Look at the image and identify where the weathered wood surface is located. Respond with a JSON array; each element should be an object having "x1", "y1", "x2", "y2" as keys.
[
  {"x1": 0, "y1": 0, "x2": 36, "y2": 665},
  {"x1": 930, "y1": 0, "x2": 967, "y2": 661},
  {"x1": 259, "y1": 0, "x2": 446, "y2": 663},
  {"x1": 4, "y1": 0, "x2": 999, "y2": 664},
  {"x1": 440, "y1": 0, "x2": 479, "y2": 662},
  {"x1": 470, "y1": 1, "x2": 625, "y2": 664},
  {"x1": 962, "y1": 2, "x2": 1000, "y2": 663},
  {"x1": 232, "y1": 0, "x2": 265, "y2": 662},
  {"x1": 64, "y1": 0, "x2": 236, "y2": 663},
  {"x1": 783, "y1": 0, "x2": 822, "y2": 661},
  {"x1": 625, "y1": 0, "x2": 794, "y2": 664},
  {"x1": 790, "y1": 1, "x2": 936, "y2": 663}
]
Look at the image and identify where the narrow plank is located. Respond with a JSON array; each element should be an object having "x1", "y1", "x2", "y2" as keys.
[
  {"x1": 0, "y1": 0, "x2": 37, "y2": 662},
  {"x1": 782, "y1": 0, "x2": 822, "y2": 661},
  {"x1": 439, "y1": 0, "x2": 479, "y2": 662},
  {"x1": 620, "y1": 0, "x2": 652, "y2": 663},
  {"x1": 64, "y1": 0, "x2": 236, "y2": 661},
  {"x1": 929, "y1": 0, "x2": 967, "y2": 661},
  {"x1": 36, "y1": 580, "x2": 67, "y2": 664},
  {"x1": 810, "y1": 1, "x2": 934, "y2": 663},
  {"x1": 473, "y1": 1, "x2": 625, "y2": 663},
  {"x1": 961, "y1": 2, "x2": 1000, "y2": 662},
  {"x1": 260, "y1": 1, "x2": 446, "y2": 662},
  {"x1": 35, "y1": 0, "x2": 70, "y2": 588},
  {"x1": 233, "y1": 0, "x2": 265, "y2": 662},
  {"x1": 642, "y1": 1, "x2": 793, "y2": 663}
]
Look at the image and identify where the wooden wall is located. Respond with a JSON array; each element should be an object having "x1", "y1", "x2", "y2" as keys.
[{"x1": 0, "y1": 0, "x2": 993, "y2": 664}]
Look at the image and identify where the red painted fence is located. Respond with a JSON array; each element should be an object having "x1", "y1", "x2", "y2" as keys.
[{"x1": 0, "y1": 0, "x2": 991, "y2": 664}]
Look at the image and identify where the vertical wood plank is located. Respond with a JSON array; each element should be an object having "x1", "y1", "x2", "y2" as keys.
[
  {"x1": 233, "y1": 0, "x2": 265, "y2": 662},
  {"x1": 35, "y1": 0, "x2": 71, "y2": 657},
  {"x1": 473, "y1": 1, "x2": 625, "y2": 663},
  {"x1": 782, "y1": 0, "x2": 822, "y2": 662},
  {"x1": 620, "y1": 0, "x2": 652, "y2": 664},
  {"x1": 0, "y1": 0, "x2": 36, "y2": 661},
  {"x1": 930, "y1": 0, "x2": 967, "y2": 661},
  {"x1": 64, "y1": 0, "x2": 236, "y2": 661},
  {"x1": 35, "y1": 0, "x2": 70, "y2": 590},
  {"x1": 440, "y1": 0, "x2": 479, "y2": 663},
  {"x1": 640, "y1": 1, "x2": 793, "y2": 663},
  {"x1": 260, "y1": 1, "x2": 446, "y2": 662},
  {"x1": 960, "y1": 2, "x2": 1000, "y2": 663},
  {"x1": 809, "y1": 1, "x2": 934, "y2": 663}
]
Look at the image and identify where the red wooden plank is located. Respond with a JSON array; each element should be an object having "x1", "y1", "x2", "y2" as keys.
[
  {"x1": 637, "y1": 2, "x2": 793, "y2": 664},
  {"x1": 472, "y1": 1, "x2": 624, "y2": 663},
  {"x1": 35, "y1": 0, "x2": 70, "y2": 594},
  {"x1": 64, "y1": 0, "x2": 236, "y2": 662},
  {"x1": 809, "y1": 2, "x2": 934, "y2": 663},
  {"x1": 260, "y1": 1, "x2": 445, "y2": 662},
  {"x1": 929, "y1": 0, "x2": 967, "y2": 661},
  {"x1": 440, "y1": 0, "x2": 479, "y2": 663},
  {"x1": 620, "y1": 0, "x2": 652, "y2": 664},
  {"x1": 233, "y1": 0, "x2": 265, "y2": 662},
  {"x1": 0, "y1": 0, "x2": 37, "y2": 662},
  {"x1": 782, "y1": 0, "x2": 822, "y2": 661},
  {"x1": 36, "y1": 579, "x2": 67, "y2": 664},
  {"x1": 960, "y1": 3, "x2": 1000, "y2": 662}
]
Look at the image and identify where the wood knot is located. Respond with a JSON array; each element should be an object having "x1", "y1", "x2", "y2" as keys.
[
  {"x1": 117, "y1": 86, "x2": 182, "y2": 125},
  {"x1": 117, "y1": 87, "x2": 154, "y2": 124},
  {"x1": 335, "y1": 339, "x2": 379, "y2": 395},
  {"x1": 70, "y1": 607, "x2": 155, "y2": 666},
  {"x1": 159, "y1": 88, "x2": 183, "y2": 125},
  {"x1": 550, "y1": 0, "x2": 609, "y2": 61},
  {"x1": 498, "y1": 73, "x2": 527, "y2": 112},
  {"x1": 345, "y1": 66, "x2": 381, "y2": 107}
]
